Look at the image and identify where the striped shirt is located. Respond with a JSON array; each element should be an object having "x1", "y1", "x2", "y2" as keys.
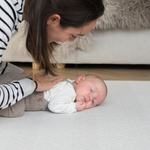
[{"x1": 0, "y1": 0, "x2": 35, "y2": 109}]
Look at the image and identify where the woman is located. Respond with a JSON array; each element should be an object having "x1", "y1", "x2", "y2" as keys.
[{"x1": 0, "y1": 0, "x2": 104, "y2": 110}]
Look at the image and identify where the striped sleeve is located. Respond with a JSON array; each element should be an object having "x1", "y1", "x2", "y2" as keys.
[
  {"x1": 0, "y1": 0, "x2": 36, "y2": 110},
  {"x1": 0, "y1": 0, "x2": 16, "y2": 63},
  {"x1": 0, "y1": 78, "x2": 36, "y2": 110}
]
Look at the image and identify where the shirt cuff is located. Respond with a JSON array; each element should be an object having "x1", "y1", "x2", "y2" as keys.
[{"x1": 18, "y1": 78, "x2": 35, "y2": 98}]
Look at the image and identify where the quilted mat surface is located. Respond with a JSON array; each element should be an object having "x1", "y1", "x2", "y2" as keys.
[{"x1": 0, "y1": 81, "x2": 150, "y2": 150}]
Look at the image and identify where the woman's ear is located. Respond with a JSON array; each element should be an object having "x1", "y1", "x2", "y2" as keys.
[
  {"x1": 47, "y1": 14, "x2": 61, "y2": 25},
  {"x1": 76, "y1": 75, "x2": 85, "y2": 84}
]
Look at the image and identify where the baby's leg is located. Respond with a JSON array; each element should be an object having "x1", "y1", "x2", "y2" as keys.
[
  {"x1": 0, "y1": 100, "x2": 25, "y2": 118},
  {"x1": 0, "y1": 92, "x2": 48, "y2": 118},
  {"x1": 25, "y1": 92, "x2": 48, "y2": 111}
]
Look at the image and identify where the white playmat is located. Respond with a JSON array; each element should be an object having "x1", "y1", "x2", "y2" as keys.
[{"x1": 0, "y1": 81, "x2": 150, "y2": 150}]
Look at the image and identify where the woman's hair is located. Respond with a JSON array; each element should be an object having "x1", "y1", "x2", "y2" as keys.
[{"x1": 24, "y1": 0, "x2": 104, "y2": 75}]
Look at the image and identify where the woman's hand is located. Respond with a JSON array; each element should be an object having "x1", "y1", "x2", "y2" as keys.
[
  {"x1": 27, "y1": 73, "x2": 63, "y2": 92},
  {"x1": 22, "y1": 71, "x2": 29, "y2": 75},
  {"x1": 75, "y1": 102, "x2": 85, "y2": 111}
]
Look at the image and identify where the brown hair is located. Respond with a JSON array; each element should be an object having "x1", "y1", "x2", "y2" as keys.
[{"x1": 24, "y1": 0, "x2": 104, "y2": 75}]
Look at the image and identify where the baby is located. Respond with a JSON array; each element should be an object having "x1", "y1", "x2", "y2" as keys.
[
  {"x1": 0, "y1": 73, "x2": 107, "y2": 117},
  {"x1": 45, "y1": 74, "x2": 107, "y2": 113}
]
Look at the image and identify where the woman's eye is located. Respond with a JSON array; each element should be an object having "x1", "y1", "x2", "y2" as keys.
[{"x1": 72, "y1": 35, "x2": 77, "y2": 39}]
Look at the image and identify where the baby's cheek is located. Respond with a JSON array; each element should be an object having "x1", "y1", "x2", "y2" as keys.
[
  {"x1": 75, "y1": 95, "x2": 83, "y2": 102},
  {"x1": 84, "y1": 102, "x2": 93, "y2": 109}
]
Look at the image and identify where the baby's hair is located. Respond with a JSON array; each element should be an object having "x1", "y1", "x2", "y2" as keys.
[{"x1": 85, "y1": 74, "x2": 108, "y2": 102}]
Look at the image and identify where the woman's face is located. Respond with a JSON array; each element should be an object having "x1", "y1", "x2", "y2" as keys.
[{"x1": 46, "y1": 14, "x2": 97, "y2": 43}]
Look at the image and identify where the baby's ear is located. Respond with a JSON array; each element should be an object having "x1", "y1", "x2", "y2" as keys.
[{"x1": 76, "y1": 75, "x2": 85, "y2": 84}]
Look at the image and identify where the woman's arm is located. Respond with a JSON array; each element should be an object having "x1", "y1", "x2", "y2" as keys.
[
  {"x1": 0, "y1": 72, "x2": 63, "y2": 110},
  {"x1": 0, "y1": 0, "x2": 18, "y2": 74},
  {"x1": 0, "y1": 1, "x2": 63, "y2": 110},
  {"x1": 0, "y1": 78, "x2": 35, "y2": 110},
  {"x1": 0, "y1": 1, "x2": 35, "y2": 110}
]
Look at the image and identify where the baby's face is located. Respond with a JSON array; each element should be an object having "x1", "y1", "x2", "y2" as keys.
[{"x1": 74, "y1": 76, "x2": 106, "y2": 110}]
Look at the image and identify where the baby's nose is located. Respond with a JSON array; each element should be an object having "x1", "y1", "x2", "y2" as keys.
[{"x1": 88, "y1": 94, "x2": 93, "y2": 101}]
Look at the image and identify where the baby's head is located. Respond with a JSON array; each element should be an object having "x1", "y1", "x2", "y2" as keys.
[{"x1": 73, "y1": 74, "x2": 107, "y2": 111}]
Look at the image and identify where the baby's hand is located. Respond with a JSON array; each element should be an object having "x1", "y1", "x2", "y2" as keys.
[{"x1": 75, "y1": 102, "x2": 86, "y2": 111}]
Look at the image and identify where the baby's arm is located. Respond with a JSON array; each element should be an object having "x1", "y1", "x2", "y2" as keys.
[
  {"x1": 75, "y1": 102, "x2": 86, "y2": 111},
  {"x1": 48, "y1": 86, "x2": 77, "y2": 114},
  {"x1": 48, "y1": 101, "x2": 76, "y2": 114}
]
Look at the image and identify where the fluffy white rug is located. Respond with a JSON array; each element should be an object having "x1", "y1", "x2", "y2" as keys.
[
  {"x1": 0, "y1": 81, "x2": 150, "y2": 150},
  {"x1": 95, "y1": 0, "x2": 150, "y2": 30}
]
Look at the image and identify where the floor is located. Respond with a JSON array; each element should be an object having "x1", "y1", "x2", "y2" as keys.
[{"x1": 13, "y1": 62, "x2": 150, "y2": 81}]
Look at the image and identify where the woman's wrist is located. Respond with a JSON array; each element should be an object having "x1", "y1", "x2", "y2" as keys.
[
  {"x1": 27, "y1": 78, "x2": 38, "y2": 92},
  {"x1": 33, "y1": 80, "x2": 38, "y2": 91}
]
